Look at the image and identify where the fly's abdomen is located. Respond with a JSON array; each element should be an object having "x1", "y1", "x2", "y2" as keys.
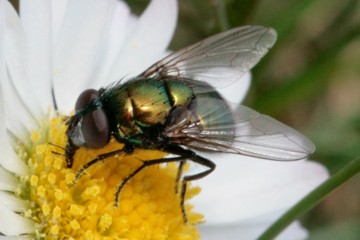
[
  {"x1": 195, "y1": 91, "x2": 234, "y2": 129},
  {"x1": 164, "y1": 84, "x2": 235, "y2": 144},
  {"x1": 171, "y1": 90, "x2": 236, "y2": 152}
]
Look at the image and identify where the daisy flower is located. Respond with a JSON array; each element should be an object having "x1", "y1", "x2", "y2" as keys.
[{"x1": 0, "y1": 0, "x2": 328, "y2": 239}]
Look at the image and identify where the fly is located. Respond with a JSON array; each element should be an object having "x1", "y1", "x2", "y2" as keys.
[{"x1": 64, "y1": 25, "x2": 315, "y2": 222}]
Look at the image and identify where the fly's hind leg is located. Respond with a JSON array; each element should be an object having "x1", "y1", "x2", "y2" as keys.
[
  {"x1": 178, "y1": 155, "x2": 215, "y2": 223},
  {"x1": 175, "y1": 160, "x2": 186, "y2": 194},
  {"x1": 164, "y1": 145, "x2": 216, "y2": 223},
  {"x1": 112, "y1": 145, "x2": 215, "y2": 223}
]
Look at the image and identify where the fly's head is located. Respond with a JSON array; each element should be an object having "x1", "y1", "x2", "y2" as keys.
[{"x1": 65, "y1": 89, "x2": 110, "y2": 168}]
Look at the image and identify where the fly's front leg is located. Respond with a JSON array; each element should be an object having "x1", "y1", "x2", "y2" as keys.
[
  {"x1": 72, "y1": 148, "x2": 126, "y2": 184},
  {"x1": 65, "y1": 140, "x2": 79, "y2": 168}
]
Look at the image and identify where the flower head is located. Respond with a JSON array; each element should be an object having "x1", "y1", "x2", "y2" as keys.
[
  {"x1": 24, "y1": 117, "x2": 202, "y2": 239},
  {"x1": 0, "y1": 0, "x2": 329, "y2": 239}
]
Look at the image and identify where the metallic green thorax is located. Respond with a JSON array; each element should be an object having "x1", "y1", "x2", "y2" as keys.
[{"x1": 101, "y1": 77, "x2": 193, "y2": 142}]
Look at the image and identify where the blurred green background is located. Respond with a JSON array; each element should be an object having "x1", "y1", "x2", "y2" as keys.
[
  {"x1": 10, "y1": 0, "x2": 360, "y2": 238},
  {"x1": 127, "y1": 0, "x2": 360, "y2": 238}
]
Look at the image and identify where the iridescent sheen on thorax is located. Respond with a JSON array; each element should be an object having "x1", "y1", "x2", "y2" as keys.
[{"x1": 101, "y1": 77, "x2": 194, "y2": 140}]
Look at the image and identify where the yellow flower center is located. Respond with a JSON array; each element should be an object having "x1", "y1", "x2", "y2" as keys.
[{"x1": 19, "y1": 116, "x2": 203, "y2": 239}]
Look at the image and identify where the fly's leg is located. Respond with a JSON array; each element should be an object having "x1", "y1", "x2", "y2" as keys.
[
  {"x1": 178, "y1": 155, "x2": 215, "y2": 223},
  {"x1": 164, "y1": 145, "x2": 216, "y2": 223},
  {"x1": 65, "y1": 140, "x2": 79, "y2": 168},
  {"x1": 72, "y1": 148, "x2": 126, "y2": 185},
  {"x1": 175, "y1": 160, "x2": 186, "y2": 194},
  {"x1": 72, "y1": 145, "x2": 216, "y2": 224},
  {"x1": 49, "y1": 143, "x2": 66, "y2": 158},
  {"x1": 114, "y1": 156, "x2": 186, "y2": 206}
]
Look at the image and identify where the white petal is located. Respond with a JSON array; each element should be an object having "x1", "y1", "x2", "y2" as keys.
[
  {"x1": 90, "y1": 1, "x2": 132, "y2": 88},
  {"x1": 3, "y1": 0, "x2": 44, "y2": 120},
  {"x1": 218, "y1": 71, "x2": 251, "y2": 105},
  {"x1": 51, "y1": 0, "x2": 69, "y2": 47},
  {"x1": 0, "y1": 73, "x2": 32, "y2": 142},
  {"x1": 19, "y1": 0, "x2": 53, "y2": 112},
  {"x1": 53, "y1": 0, "x2": 119, "y2": 112},
  {"x1": 192, "y1": 154, "x2": 328, "y2": 224},
  {"x1": 277, "y1": 221, "x2": 308, "y2": 240},
  {"x1": 199, "y1": 221, "x2": 307, "y2": 240},
  {"x1": 0, "y1": 191, "x2": 29, "y2": 212},
  {"x1": 0, "y1": 1, "x2": 29, "y2": 175},
  {"x1": 1, "y1": 72, "x2": 34, "y2": 144},
  {"x1": 106, "y1": 0, "x2": 178, "y2": 82},
  {"x1": 2, "y1": 3, "x2": 37, "y2": 141},
  {"x1": 0, "y1": 203, "x2": 34, "y2": 235},
  {"x1": 0, "y1": 93, "x2": 29, "y2": 174},
  {"x1": 0, "y1": 237, "x2": 31, "y2": 240},
  {"x1": 0, "y1": 167, "x2": 20, "y2": 191}
]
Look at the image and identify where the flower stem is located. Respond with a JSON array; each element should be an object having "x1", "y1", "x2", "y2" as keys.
[
  {"x1": 258, "y1": 156, "x2": 360, "y2": 240},
  {"x1": 211, "y1": 0, "x2": 229, "y2": 31}
]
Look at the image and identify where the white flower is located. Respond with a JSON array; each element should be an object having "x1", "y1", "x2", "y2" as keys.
[
  {"x1": 0, "y1": 0, "x2": 329, "y2": 239},
  {"x1": 194, "y1": 152, "x2": 328, "y2": 239}
]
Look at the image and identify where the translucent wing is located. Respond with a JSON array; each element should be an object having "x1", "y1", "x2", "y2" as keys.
[
  {"x1": 165, "y1": 95, "x2": 315, "y2": 161},
  {"x1": 140, "y1": 25, "x2": 277, "y2": 89}
]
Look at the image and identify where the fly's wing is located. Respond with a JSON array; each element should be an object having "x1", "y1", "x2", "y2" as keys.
[
  {"x1": 139, "y1": 25, "x2": 277, "y2": 90},
  {"x1": 166, "y1": 95, "x2": 315, "y2": 161},
  {"x1": 138, "y1": 25, "x2": 314, "y2": 160}
]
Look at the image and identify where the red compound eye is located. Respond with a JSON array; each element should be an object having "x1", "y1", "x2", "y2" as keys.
[
  {"x1": 75, "y1": 89, "x2": 99, "y2": 111},
  {"x1": 74, "y1": 89, "x2": 110, "y2": 148}
]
